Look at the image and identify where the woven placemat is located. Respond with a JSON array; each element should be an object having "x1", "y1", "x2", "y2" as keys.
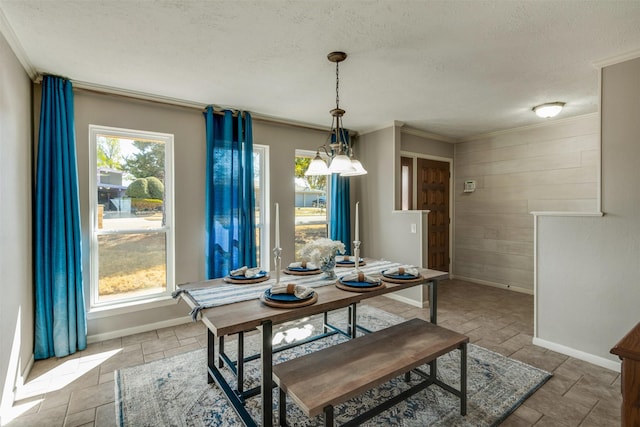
[
  {"x1": 259, "y1": 292, "x2": 318, "y2": 308},
  {"x1": 283, "y1": 268, "x2": 322, "y2": 276},
  {"x1": 223, "y1": 275, "x2": 270, "y2": 284},
  {"x1": 380, "y1": 274, "x2": 424, "y2": 284},
  {"x1": 335, "y1": 281, "x2": 385, "y2": 293}
]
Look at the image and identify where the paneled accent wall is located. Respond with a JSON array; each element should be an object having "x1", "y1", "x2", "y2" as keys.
[{"x1": 453, "y1": 114, "x2": 599, "y2": 292}]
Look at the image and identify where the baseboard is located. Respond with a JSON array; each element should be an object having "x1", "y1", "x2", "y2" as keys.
[
  {"x1": 450, "y1": 275, "x2": 534, "y2": 295},
  {"x1": 383, "y1": 292, "x2": 426, "y2": 308},
  {"x1": 19, "y1": 355, "x2": 34, "y2": 391},
  {"x1": 1, "y1": 353, "x2": 35, "y2": 419},
  {"x1": 532, "y1": 337, "x2": 621, "y2": 372},
  {"x1": 87, "y1": 315, "x2": 193, "y2": 344}
]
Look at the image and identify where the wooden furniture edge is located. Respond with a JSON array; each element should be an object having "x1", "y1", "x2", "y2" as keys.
[
  {"x1": 272, "y1": 318, "x2": 468, "y2": 418},
  {"x1": 611, "y1": 322, "x2": 640, "y2": 360}
]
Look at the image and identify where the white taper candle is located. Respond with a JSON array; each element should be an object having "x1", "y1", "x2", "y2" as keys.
[
  {"x1": 275, "y1": 203, "x2": 280, "y2": 248},
  {"x1": 355, "y1": 201, "x2": 360, "y2": 242}
]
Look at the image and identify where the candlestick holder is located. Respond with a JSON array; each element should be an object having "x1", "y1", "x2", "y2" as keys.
[
  {"x1": 273, "y1": 246, "x2": 282, "y2": 284},
  {"x1": 353, "y1": 240, "x2": 361, "y2": 272}
]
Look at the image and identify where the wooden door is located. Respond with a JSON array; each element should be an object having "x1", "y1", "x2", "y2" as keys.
[{"x1": 417, "y1": 158, "x2": 450, "y2": 272}]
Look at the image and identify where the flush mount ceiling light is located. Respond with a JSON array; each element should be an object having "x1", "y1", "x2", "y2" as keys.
[
  {"x1": 305, "y1": 52, "x2": 367, "y2": 177},
  {"x1": 532, "y1": 102, "x2": 565, "y2": 118}
]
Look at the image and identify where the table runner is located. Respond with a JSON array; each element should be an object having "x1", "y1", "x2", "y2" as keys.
[{"x1": 174, "y1": 259, "x2": 402, "y2": 320}]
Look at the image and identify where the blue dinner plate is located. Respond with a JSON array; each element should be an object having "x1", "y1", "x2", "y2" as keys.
[
  {"x1": 288, "y1": 266, "x2": 320, "y2": 272},
  {"x1": 336, "y1": 258, "x2": 365, "y2": 265},
  {"x1": 338, "y1": 279, "x2": 381, "y2": 288},
  {"x1": 229, "y1": 270, "x2": 268, "y2": 280},
  {"x1": 264, "y1": 289, "x2": 314, "y2": 302},
  {"x1": 381, "y1": 270, "x2": 419, "y2": 280}
]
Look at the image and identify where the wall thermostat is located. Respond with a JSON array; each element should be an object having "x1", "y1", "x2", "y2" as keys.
[{"x1": 463, "y1": 180, "x2": 476, "y2": 193}]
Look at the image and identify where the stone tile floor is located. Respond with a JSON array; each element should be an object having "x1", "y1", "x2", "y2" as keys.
[{"x1": 5, "y1": 279, "x2": 621, "y2": 426}]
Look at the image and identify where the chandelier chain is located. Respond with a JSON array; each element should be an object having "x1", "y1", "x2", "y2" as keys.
[{"x1": 335, "y1": 61, "x2": 340, "y2": 110}]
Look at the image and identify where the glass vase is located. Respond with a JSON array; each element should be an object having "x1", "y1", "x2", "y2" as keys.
[{"x1": 320, "y1": 255, "x2": 337, "y2": 279}]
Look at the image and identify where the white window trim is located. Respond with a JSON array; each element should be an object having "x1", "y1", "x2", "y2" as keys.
[
  {"x1": 254, "y1": 144, "x2": 269, "y2": 270},
  {"x1": 88, "y1": 125, "x2": 175, "y2": 313},
  {"x1": 294, "y1": 148, "x2": 331, "y2": 234}
]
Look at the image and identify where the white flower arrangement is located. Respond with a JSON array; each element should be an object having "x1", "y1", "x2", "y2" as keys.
[{"x1": 299, "y1": 238, "x2": 346, "y2": 265}]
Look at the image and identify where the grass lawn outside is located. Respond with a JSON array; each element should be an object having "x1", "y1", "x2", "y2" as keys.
[
  {"x1": 98, "y1": 207, "x2": 328, "y2": 299},
  {"x1": 97, "y1": 232, "x2": 166, "y2": 301}
]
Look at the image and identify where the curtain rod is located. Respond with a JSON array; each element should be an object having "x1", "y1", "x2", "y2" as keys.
[{"x1": 37, "y1": 76, "x2": 331, "y2": 134}]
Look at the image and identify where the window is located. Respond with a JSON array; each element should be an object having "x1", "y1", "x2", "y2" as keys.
[
  {"x1": 89, "y1": 125, "x2": 174, "y2": 308},
  {"x1": 253, "y1": 144, "x2": 269, "y2": 269},
  {"x1": 294, "y1": 150, "x2": 329, "y2": 257}
]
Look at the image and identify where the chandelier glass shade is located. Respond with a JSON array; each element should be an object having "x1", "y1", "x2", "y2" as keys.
[{"x1": 305, "y1": 52, "x2": 367, "y2": 177}]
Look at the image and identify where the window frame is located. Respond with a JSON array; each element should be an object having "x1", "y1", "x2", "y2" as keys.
[
  {"x1": 253, "y1": 144, "x2": 269, "y2": 270},
  {"x1": 88, "y1": 124, "x2": 175, "y2": 312},
  {"x1": 294, "y1": 149, "x2": 331, "y2": 256}
]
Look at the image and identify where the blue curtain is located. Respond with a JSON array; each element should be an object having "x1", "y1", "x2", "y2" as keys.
[
  {"x1": 329, "y1": 131, "x2": 352, "y2": 253},
  {"x1": 330, "y1": 174, "x2": 351, "y2": 254},
  {"x1": 204, "y1": 107, "x2": 256, "y2": 279},
  {"x1": 34, "y1": 76, "x2": 87, "y2": 360}
]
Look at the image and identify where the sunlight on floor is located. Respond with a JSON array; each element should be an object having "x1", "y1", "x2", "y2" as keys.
[
  {"x1": 1, "y1": 398, "x2": 42, "y2": 426},
  {"x1": 273, "y1": 323, "x2": 315, "y2": 345},
  {"x1": 3, "y1": 348, "x2": 122, "y2": 425},
  {"x1": 15, "y1": 348, "x2": 122, "y2": 400}
]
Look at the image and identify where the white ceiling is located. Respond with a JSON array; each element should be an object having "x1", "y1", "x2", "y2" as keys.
[{"x1": 2, "y1": 1, "x2": 640, "y2": 140}]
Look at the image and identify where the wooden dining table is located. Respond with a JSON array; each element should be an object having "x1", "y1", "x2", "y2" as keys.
[{"x1": 175, "y1": 259, "x2": 448, "y2": 427}]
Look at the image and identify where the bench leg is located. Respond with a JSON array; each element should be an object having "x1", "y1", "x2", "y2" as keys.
[
  {"x1": 279, "y1": 388, "x2": 287, "y2": 426},
  {"x1": 349, "y1": 304, "x2": 357, "y2": 339},
  {"x1": 460, "y1": 342, "x2": 467, "y2": 416},
  {"x1": 323, "y1": 311, "x2": 329, "y2": 333},
  {"x1": 323, "y1": 405, "x2": 334, "y2": 427}
]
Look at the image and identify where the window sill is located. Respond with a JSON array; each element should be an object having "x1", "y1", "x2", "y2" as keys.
[{"x1": 87, "y1": 295, "x2": 178, "y2": 320}]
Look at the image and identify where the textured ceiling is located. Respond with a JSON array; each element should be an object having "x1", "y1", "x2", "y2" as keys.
[{"x1": 2, "y1": 0, "x2": 640, "y2": 140}]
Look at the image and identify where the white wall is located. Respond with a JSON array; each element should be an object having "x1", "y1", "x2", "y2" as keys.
[
  {"x1": 535, "y1": 56, "x2": 640, "y2": 370},
  {"x1": 358, "y1": 125, "x2": 435, "y2": 306},
  {"x1": 0, "y1": 30, "x2": 33, "y2": 419},
  {"x1": 253, "y1": 120, "x2": 329, "y2": 266},
  {"x1": 454, "y1": 115, "x2": 599, "y2": 292},
  {"x1": 401, "y1": 131, "x2": 454, "y2": 159}
]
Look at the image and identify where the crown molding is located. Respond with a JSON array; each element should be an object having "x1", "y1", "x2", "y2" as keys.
[
  {"x1": 72, "y1": 79, "x2": 209, "y2": 109},
  {"x1": 357, "y1": 120, "x2": 455, "y2": 143},
  {"x1": 70, "y1": 79, "x2": 331, "y2": 133},
  {"x1": 400, "y1": 126, "x2": 457, "y2": 143},
  {"x1": 0, "y1": 7, "x2": 37, "y2": 79},
  {"x1": 358, "y1": 121, "x2": 400, "y2": 136},
  {"x1": 593, "y1": 48, "x2": 640, "y2": 69}
]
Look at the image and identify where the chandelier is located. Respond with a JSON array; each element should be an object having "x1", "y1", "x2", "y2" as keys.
[{"x1": 305, "y1": 52, "x2": 367, "y2": 177}]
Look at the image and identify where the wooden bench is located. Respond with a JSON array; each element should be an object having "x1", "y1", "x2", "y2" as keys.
[{"x1": 272, "y1": 318, "x2": 469, "y2": 426}]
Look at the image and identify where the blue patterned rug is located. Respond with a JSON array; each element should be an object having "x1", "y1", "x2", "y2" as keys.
[{"x1": 115, "y1": 306, "x2": 550, "y2": 426}]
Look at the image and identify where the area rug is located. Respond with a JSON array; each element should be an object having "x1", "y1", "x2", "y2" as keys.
[{"x1": 115, "y1": 306, "x2": 551, "y2": 426}]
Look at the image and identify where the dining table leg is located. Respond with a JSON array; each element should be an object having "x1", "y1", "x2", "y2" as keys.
[
  {"x1": 238, "y1": 331, "x2": 245, "y2": 395},
  {"x1": 349, "y1": 303, "x2": 357, "y2": 339},
  {"x1": 207, "y1": 329, "x2": 215, "y2": 384},
  {"x1": 261, "y1": 320, "x2": 273, "y2": 427},
  {"x1": 218, "y1": 335, "x2": 225, "y2": 368},
  {"x1": 429, "y1": 280, "x2": 438, "y2": 324}
]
